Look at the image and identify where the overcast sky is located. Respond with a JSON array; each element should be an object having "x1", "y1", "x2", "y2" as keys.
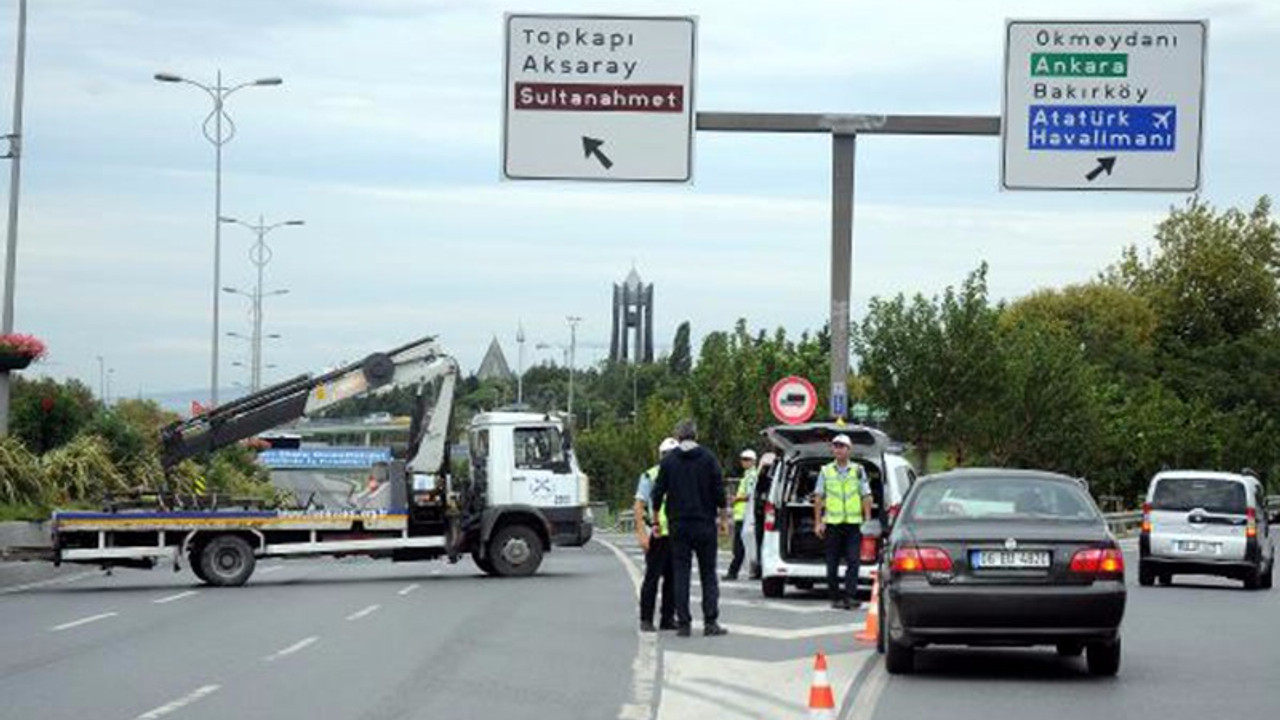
[{"x1": 1, "y1": 0, "x2": 1275, "y2": 401}]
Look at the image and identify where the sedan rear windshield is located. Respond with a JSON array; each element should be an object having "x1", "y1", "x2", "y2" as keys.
[
  {"x1": 1151, "y1": 478, "x2": 1247, "y2": 514},
  {"x1": 906, "y1": 477, "x2": 1098, "y2": 522}
]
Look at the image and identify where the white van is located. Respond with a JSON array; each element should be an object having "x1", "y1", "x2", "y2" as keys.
[
  {"x1": 758, "y1": 424, "x2": 917, "y2": 599},
  {"x1": 1139, "y1": 470, "x2": 1273, "y2": 590}
]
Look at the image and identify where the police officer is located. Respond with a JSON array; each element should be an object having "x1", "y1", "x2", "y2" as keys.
[
  {"x1": 724, "y1": 449, "x2": 758, "y2": 581},
  {"x1": 634, "y1": 438, "x2": 679, "y2": 632},
  {"x1": 813, "y1": 434, "x2": 872, "y2": 610}
]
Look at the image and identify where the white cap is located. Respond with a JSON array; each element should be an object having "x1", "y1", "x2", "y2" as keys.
[
  {"x1": 659, "y1": 437, "x2": 679, "y2": 454},
  {"x1": 739, "y1": 449, "x2": 757, "y2": 460},
  {"x1": 832, "y1": 434, "x2": 853, "y2": 448}
]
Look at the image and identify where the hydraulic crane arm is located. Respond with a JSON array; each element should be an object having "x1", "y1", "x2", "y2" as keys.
[{"x1": 160, "y1": 336, "x2": 460, "y2": 475}]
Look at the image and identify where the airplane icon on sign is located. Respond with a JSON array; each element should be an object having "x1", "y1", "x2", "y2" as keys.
[{"x1": 1152, "y1": 110, "x2": 1173, "y2": 129}]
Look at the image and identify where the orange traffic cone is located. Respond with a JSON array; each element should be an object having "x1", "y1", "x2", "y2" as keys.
[
  {"x1": 808, "y1": 651, "x2": 837, "y2": 719},
  {"x1": 855, "y1": 570, "x2": 880, "y2": 644}
]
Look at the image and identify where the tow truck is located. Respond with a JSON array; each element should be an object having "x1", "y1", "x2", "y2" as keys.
[{"x1": 0, "y1": 336, "x2": 593, "y2": 585}]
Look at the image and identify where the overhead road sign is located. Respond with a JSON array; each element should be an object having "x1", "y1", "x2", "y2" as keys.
[
  {"x1": 503, "y1": 14, "x2": 697, "y2": 182},
  {"x1": 1002, "y1": 20, "x2": 1207, "y2": 191}
]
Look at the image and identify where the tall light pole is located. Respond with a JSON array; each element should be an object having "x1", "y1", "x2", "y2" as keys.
[
  {"x1": 154, "y1": 70, "x2": 282, "y2": 408},
  {"x1": 516, "y1": 322, "x2": 526, "y2": 406},
  {"x1": 96, "y1": 355, "x2": 105, "y2": 404},
  {"x1": 223, "y1": 284, "x2": 288, "y2": 392},
  {"x1": 220, "y1": 215, "x2": 301, "y2": 392},
  {"x1": 0, "y1": 0, "x2": 29, "y2": 436},
  {"x1": 566, "y1": 316, "x2": 581, "y2": 426}
]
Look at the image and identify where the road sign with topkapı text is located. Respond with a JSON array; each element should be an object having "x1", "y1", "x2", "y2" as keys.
[
  {"x1": 503, "y1": 14, "x2": 696, "y2": 182},
  {"x1": 1002, "y1": 20, "x2": 1206, "y2": 191}
]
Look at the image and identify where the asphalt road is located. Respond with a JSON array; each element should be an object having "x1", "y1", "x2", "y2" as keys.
[
  {"x1": 0, "y1": 543, "x2": 636, "y2": 720},
  {"x1": 865, "y1": 541, "x2": 1280, "y2": 719}
]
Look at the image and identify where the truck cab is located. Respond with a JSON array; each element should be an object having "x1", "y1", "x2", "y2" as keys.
[{"x1": 468, "y1": 412, "x2": 593, "y2": 548}]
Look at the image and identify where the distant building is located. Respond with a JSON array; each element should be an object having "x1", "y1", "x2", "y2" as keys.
[
  {"x1": 610, "y1": 267, "x2": 654, "y2": 364},
  {"x1": 476, "y1": 337, "x2": 514, "y2": 381}
]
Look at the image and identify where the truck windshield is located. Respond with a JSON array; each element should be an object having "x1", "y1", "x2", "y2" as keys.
[{"x1": 514, "y1": 427, "x2": 566, "y2": 470}]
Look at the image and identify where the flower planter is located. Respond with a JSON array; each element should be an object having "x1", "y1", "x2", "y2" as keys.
[{"x1": 0, "y1": 354, "x2": 33, "y2": 371}]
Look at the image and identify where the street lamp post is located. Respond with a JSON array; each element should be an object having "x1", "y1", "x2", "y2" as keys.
[
  {"x1": 516, "y1": 322, "x2": 526, "y2": 406},
  {"x1": 566, "y1": 316, "x2": 581, "y2": 426},
  {"x1": 154, "y1": 70, "x2": 282, "y2": 407},
  {"x1": 220, "y1": 215, "x2": 301, "y2": 392},
  {"x1": 96, "y1": 355, "x2": 105, "y2": 405},
  {"x1": 223, "y1": 282, "x2": 287, "y2": 392},
  {"x1": 0, "y1": 0, "x2": 29, "y2": 436}
]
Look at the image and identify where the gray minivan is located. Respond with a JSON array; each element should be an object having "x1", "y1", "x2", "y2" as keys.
[{"x1": 1139, "y1": 471, "x2": 1274, "y2": 590}]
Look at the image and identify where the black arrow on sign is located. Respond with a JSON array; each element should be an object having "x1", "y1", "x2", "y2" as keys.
[
  {"x1": 1085, "y1": 156, "x2": 1117, "y2": 182},
  {"x1": 582, "y1": 136, "x2": 614, "y2": 169}
]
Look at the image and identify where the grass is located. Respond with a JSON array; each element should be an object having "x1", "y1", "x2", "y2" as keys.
[{"x1": 0, "y1": 502, "x2": 53, "y2": 522}]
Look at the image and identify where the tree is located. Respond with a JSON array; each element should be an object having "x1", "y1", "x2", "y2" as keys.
[
  {"x1": 10, "y1": 377, "x2": 99, "y2": 454},
  {"x1": 668, "y1": 321, "x2": 692, "y2": 375}
]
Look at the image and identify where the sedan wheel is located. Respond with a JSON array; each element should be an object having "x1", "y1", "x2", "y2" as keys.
[{"x1": 1086, "y1": 637, "x2": 1121, "y2": 677}]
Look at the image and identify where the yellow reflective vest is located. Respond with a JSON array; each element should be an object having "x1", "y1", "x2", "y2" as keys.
[
  {"x1": 733, "y1": 468, "x2": 758, "y2": 521},
  {"x1": 646, "y1": 465, "x2": 669, "y2": 537},
  {"x1": 821, "y1": 462, "x2": 865, "y2": 525}
]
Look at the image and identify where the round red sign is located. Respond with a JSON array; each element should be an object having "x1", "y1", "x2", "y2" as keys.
[{"x1": 769, "y1": 376, "x2": 817, "y2": 425}]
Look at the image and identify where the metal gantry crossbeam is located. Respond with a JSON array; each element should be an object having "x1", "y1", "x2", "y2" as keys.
[{"x1": 695, "y1": 111, "x2": 1001, "y2": 416}]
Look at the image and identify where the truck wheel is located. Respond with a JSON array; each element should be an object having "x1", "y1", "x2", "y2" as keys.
[
  {"x1": 188, "y1": 551, "x2": 211, "y2": 585},
  {"x1": 762, "y1": 577, "x2": 785, "y2": 599},
  {"x1": 488, "y1": 525, "x2": 543, "y2": 577},
  {"x1": 471, "y1": 549, "x2": 497, "y2": 576},
  {"x1": 200, "y1": 535, "x2": 256, "y2": 587}
]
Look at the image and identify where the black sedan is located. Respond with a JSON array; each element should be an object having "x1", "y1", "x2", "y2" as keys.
[{"x1": 877, "y1": 469, "x2": 1126, "y2": 676}]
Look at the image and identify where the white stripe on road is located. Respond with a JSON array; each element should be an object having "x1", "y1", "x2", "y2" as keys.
[
  {"x1": 430, "y1": 568, "x2": 442, "y2": 576},
  {"x1": 263, "y1": 636, "x2": 318, "y2": 662},
  {"x1": 153, "y1": 590, "x2": 198, "y2": 605},
  {"x1": 397, "y1": 583, "x2": 420, "y2": 596},
  {"x1": 134, "y1": 684, "x2": 221, "y2": 720},
  {"x1": 346, "y1": 604, "x2": 381, "y2": 621},
  {"x1": 50, "y1": 611, "x2": 118, "y2": 632},
  {"x1": 0, "y1": 570, "x2": 97, "y2": 595},
  {"x1": 593, "y1": 536, "x2": 659, "y2": 720},
  {"x1": 720, "y1": 622, "x2": 856, "y2": 640},
  {"x1": 258, "y1": 566, "x2": 284, "y2": 574},
  {"x1": 692, "y1": 595, "x2": 838, "y2": 614}
]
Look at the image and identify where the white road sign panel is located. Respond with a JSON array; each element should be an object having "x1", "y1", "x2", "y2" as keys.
[
  {"x1": 1002, "y1": 20, "x2": 1206, "y2": 191},
  {"x1": 503, "y1": 14, "x2": 696, "y2": 182}
]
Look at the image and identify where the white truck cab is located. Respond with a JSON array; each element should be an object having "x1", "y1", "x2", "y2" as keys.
[{"x1": 468, "y1": 412, "x2": 592, "y2": 548}]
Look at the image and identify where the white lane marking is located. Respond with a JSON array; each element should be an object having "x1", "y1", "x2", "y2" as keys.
[
  {"x1": 346, "y1": 604, "x2": 381, "y2": 621},
  {"x1": 847, "y1": 659, "x2": 889, "y2": 720},
  {"x1": 50, "y1": 611, "x2": 118, "y2": 632},
  {"x1": 719, "y1": 622, "x2": 856, "y2": 640},
  {"x1": 691, "y1": 595, "x2": 837, "y2": 614},
  {"x1": 398, "y1": 583, "x2": 420, "y2": 596},
  {"x1": 133, "y1": 684, "x2": 221, "y2": 720},
  {"x1": 153, "y1": 590, "x2": 198, "y2": 605},
  {"x1": 594, "y1": 536, "x2": 659, "y2": 720},
  {"x1": 263, "y1": 635, "x2": 318, "y2": 662},
  {"x1": 430, "y1": 568, "x2": 442, "y2": 576},
  {"x1": 0, "y1": 570, "x2": 97, "y2": 595},
  {"x1": 258, "y1": 566, "x2": 284, "y2": 574}
]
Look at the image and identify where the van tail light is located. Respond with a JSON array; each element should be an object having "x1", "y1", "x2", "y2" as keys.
[
  {"x1": 764, "y1": 501, "x2": 776, "y2": 532},
  {"x1": 1141, "y1": 502, "x2": 1152, "y2": 534},
  {"x1": 1246, "y1": 507, "x2": 1257, "y2": 538},
  {"x1": 891, "y1": 546, "x2": 952, "y2": 574},
  {"x1": 860, "y1": 535, "x2": 878, "y2": 563},
  {"x1": 1069, "y1": 547, "x2": 1125, "y2": 579},
  {"x1": 888, "y1": 503, "x2": 901, "y2": 522}
]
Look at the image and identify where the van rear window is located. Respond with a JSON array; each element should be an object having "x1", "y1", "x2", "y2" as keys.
[{"x1": 1151, "y1": 478, "x2": 1247, "y2": 514}]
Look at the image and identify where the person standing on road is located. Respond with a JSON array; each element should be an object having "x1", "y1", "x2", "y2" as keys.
[
  {"x1": 652, "y1": 419, "x2": 730, "y2": 637},
  {"x1": 813, "y1": 434, "x2": 873, "y2": 610},
  {"x1": 724, "y1": 449, "x2": 758, "y2": 581},
  {"x1": 634, "y1": 437, "x2": 679, "y2": 632}
]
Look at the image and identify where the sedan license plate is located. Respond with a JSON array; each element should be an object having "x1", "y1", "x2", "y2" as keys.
[{"x1": 972, "y1": 550, "x2": 1050, "y2": 569}]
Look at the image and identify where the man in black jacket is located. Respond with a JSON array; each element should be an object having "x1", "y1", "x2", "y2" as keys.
[{"x1": 652, "y1": 419, "x2": 729, "y2": 637}]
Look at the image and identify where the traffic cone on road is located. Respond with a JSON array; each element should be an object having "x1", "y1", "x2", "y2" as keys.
[
  {"x1": 855, "y1": 570, "x2": 880, "y2": 644},
  {"x1": 807, "y1": 651, "x2": 837, "y2": 719}
]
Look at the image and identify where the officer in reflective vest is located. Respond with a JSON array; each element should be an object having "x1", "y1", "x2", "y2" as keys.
[
  {"x1": 634, "y1": 437, "x2": 679, "y2": 632},
  {"x1": 724, "y1": 449, "x2": 758, "y2": 580},
  {"x1": 813, "y1": 434, "x2": 873, "y2": 610}
]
